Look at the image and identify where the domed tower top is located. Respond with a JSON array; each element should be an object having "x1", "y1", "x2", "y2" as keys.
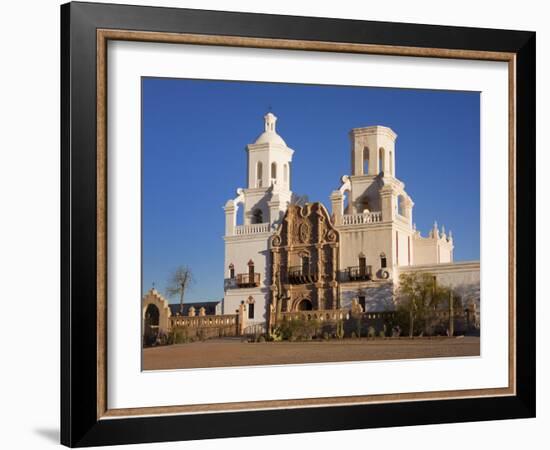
[
  {"x1": 254, "y1": 112, "x2": 287, "y2": 146},
  {"x1": 247, "y1": 112, "x2": 294, "y2": 190}
]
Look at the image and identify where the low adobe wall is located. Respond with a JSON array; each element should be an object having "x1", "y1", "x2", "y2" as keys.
[{"x1": 169, "y1": 314, "x2": 240, "y2": 339}]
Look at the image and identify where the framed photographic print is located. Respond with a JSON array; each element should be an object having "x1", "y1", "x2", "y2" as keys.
[{"x1": 61, "y1": 1, "x2": 535, "y2": 447}]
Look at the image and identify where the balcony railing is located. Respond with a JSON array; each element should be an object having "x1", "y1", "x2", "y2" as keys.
[
  {"x1": 342, "y1": 211, "x2": 382, "y2": 225},
  {"x1": 236, "y1": 273, "x2": 261, "y2": 288},
  {"x1": 234, "y1": 222, "x2": 271, "y2": 235},
  {"x1": 286, "y1": 265, "x2": 319, "y2": 284},
  {"x1": 347, "y1": 265, "x2": 372, "y2": 281}
]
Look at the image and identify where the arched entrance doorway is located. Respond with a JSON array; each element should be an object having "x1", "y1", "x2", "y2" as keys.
[
  {"x1": 143, "y1": 304, "x2": 160, "y2": 346},
  {"x1": 297, "y1": 299, "x2": 313, "y2": 311}
]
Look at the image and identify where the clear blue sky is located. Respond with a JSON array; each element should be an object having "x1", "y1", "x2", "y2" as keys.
[{"x1": 142, "y1": 77, "x2": 480, "y2": 302}]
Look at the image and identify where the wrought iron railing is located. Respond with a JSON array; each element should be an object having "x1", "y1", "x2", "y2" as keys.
[
  {"x1": 285, "y1": 265, "x2": 319, "y2": 284},
  {"x1": 236, "y1": 273, "x2": 261, "y2": 288},
  {"x1": 347, "y1": 265, "x2": 372, "y2": 281}
]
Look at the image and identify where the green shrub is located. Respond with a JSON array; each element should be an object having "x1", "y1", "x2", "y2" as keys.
[
  {"x1": 367, "y1": 326, "x2": 376, "y2": 338},
  {"x1": 257, "y1": 335, "x2": 266, "y2": 343},
  {"x1": 276, "y1": 318, "x2": 320, "y2": 341},
  {"x1": 379, "y1": 330, "x2": 386, "y2": 338},
  {"x1": 171, "y1": 327, "x2": 190, "y2": 344}
]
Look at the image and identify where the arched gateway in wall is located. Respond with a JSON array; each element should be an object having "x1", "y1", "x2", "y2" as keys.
[
  {"x1": 141, "y1": 288, "x2": 171, "y2": 346},
  {"x1": 269, "y1": 202, "x2": 340, "y2": 323}
]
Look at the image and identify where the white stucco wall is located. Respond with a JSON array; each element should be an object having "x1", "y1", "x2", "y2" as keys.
[
  {"x1": 340, "y1": 282, "x2": 395, "y2": 312},
  {"x1": 413, "y1": 234, "x2": 454, "y2": 265},
  {"x1": 223, "y1": 233, "x2": 272, "y2": 324},
  {"x1": 399, "y1": 261, "x2": 480, "y2": 307},
  {"x1": 338, "y1": 226, "x2": 394, "y2": 279},
  {"x1": 395, "y1": 228, "x2": 411, "y2": 267}
]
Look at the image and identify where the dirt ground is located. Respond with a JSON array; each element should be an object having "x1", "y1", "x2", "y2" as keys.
[{"x1": 142, "y1": 336, "x2": 480, "y2": 370}]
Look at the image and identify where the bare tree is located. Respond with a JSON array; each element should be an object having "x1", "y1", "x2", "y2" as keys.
[{"x1": 166, "y1": 266, "x2": 195, "y2": 314}]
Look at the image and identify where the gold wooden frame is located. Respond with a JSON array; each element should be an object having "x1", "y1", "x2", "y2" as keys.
[{"x1": 96, "y1": 29, "x2": 516, "y2": 420}]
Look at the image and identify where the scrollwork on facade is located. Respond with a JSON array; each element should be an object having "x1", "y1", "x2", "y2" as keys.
[{"x1": 271, "y1": 235, "x2": 281, "y2": 247}]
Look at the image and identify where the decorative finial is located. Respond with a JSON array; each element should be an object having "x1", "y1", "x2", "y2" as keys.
[{"x1": 432, "y1": 221, "x2": 440, "y2": 239}]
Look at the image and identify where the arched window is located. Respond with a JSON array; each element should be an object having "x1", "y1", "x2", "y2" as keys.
[
  {"x1": 389, "y1": 151, "x2": 393, "y2": 176},
  {"x1": 379, "y1": 148, "x2": 385, "y2": 175},
  {"x1": 358, "y1": 254, "x2": 367, "y2": 276},
  {"x1": 252, "y1": 209, "x2": 263, "y2": 224},
  {"x1": 271, "y1": 162, "x2": 277, "y2": 181},
  {"x1": 247, "y1": 296, "x2": 255, "y2": 319},
  {"x1": 380, "y1": 253, "x2": 387, "y2": 268},
  {"x1": 256, "y1": 161, "x2": 263, "y2": 187},
  {"x1": 236, "y1": 201, "x2": 244, "y2": 225},
  {"x1": 343, "y1": 188, "x2": 350, "y2": 214},
  {"x1": 397, "y1": 195, "x2": 405, "y2": 216},
  {"x1": 229, "y1": 263, "x2": 235, "y2": 279},
  {"x1": 359, "y1": 197, "x2": 369, "y2": 213},
  {"x1": 363, "y1": 147, "x2": 370, "y2": 175},
  {"x1": 283, "y1": 164, "x2": 288, "y2": 183}
]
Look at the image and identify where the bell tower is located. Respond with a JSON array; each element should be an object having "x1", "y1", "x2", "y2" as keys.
[
  {"x1": 246, "y1": 112, "x2": 293, "y2": 191},
  {"x1": 222, "y1": 113, "x2": 296, "y2": 325},
  {"x1": 350, "y1": 125, "x2": 396, "y2": 178},
  {"x1": 242, "y1": 112, "x2": 294, "y2": 227}
]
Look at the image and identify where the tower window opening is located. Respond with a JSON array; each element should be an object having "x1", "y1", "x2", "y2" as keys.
[
  {"x1": 271, "y1": 162, "x2": 277, "y2": 182},
  {"x1": 236, "y1": 202, "x2": 244, "y2": 225},
  {"x1": 363, "y1": 147, "x2": 370, "y2": 175},
  {"x1": 343, "y1": 189, "x2": 350, "y2": 214},
  {"x1": 229, "y1": 264, "x2": 235, "y2": 279},
  {"x1": 283, "y1": 164, "x2": 288, "y2": 183},
  {"x1": 252, "y1": 209, "x2": 263, "y2": 224},
  {"x1": 397, "y1": 194, "x2": 405, "y2": 216},
  {"x1": 256, "y1": 161, "x2": 263, "y2": 187},
  {"x1": 380, "y1": 253, "x2": 387, "y2": 268},
  {"x1": 379, "y1": 147, "x2": 385, "y2": 175},
  {"x1": 389, "y1": 151, "x2": 393, "y2": 176}
]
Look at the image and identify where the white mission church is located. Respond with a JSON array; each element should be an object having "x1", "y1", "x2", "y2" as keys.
[{"x1": 222, "y1": 112, "x2": 480, "y2": 329}]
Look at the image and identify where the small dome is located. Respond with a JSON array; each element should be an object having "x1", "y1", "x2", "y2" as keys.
[
  {"x1": 254, "y1": 130, "x2": 287, "y2": 146},
  {"x1": 253, "y1": 112, "x2": 287, "y2": 146}
]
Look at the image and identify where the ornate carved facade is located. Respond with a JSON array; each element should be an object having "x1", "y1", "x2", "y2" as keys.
[{"x1": 269, "y1": 203, "x2": 340, "y2": 323}]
